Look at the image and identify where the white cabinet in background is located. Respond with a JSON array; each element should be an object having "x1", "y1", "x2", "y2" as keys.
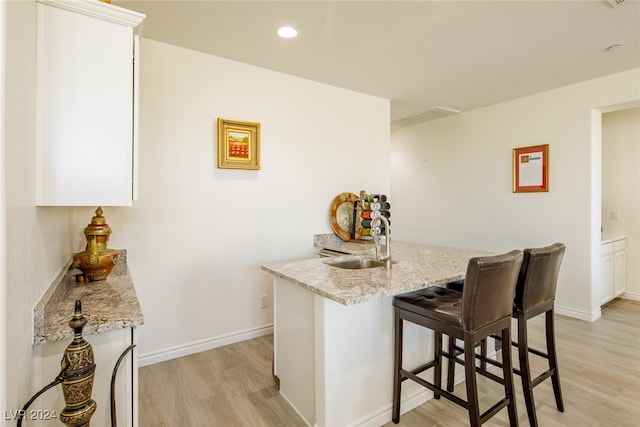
[
  {"x1": 612, "y1": 239, "x2": 627, "y2": 298},
  {"x1": 36, "y1": 0, "x2": 145, "y2": 206},
  {"x1": 600, "y1": 237, "x2": 626, "y2": 305}
]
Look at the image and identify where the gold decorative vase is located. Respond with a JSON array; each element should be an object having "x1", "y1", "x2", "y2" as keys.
[
  {"x1": 74, "y1": 207, "x2": 119, "y2": 281},
  {"x1": 74, "y1": 240, "x2": 119, "y2": 281}
]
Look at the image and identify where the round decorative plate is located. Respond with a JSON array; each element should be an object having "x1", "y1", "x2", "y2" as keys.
[{"x1": 329, "y1": 192, "x2": 358, "y2": 241}]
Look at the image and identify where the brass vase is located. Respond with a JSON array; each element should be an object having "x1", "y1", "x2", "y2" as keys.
[
  {"x1": 74, "y1": 207, "x2": 119, "y2": 281},
  {"x1": 74, "y1": 237, "x2": 119, "y2": 282}
]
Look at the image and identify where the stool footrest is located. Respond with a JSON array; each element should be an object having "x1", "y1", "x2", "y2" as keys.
[
  {"x1": 531, "y1": 368, "x2": 556, "y2": 388},
  {"x1": 406, "y1": 360, "x2": 438, "y2": 379},
  {"x1": 491, "y1": 334, "x2": 550, "y2": 360},
  {"x1": 451, "y1": 342, "x2": 557, "y2": 389},
  {"x1": 400, "y1": 368, "x2": 468, "y2": 409},
  {"x1": 400, "y1": 366, "x2": 513, "y2": 424},
  {"x1": 447, "y1": 348, "x2": 506, "y2": 385},
  {"x1": 481, "y1": 398, "x2": 512, "y2": 424}
]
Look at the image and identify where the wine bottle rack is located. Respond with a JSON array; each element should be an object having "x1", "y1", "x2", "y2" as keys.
[{"x1": 353, "y1": 190, "x2": 391, "y2": 241}]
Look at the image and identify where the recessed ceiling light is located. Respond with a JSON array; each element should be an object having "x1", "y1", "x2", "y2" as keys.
[{"x1": 277, "y1": 26, "x2": 298, "y2": 39}]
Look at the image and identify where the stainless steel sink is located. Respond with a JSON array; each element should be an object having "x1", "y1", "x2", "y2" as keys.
[{"x1": 323, "y1": 257, "x2": 387, "y2": 269}]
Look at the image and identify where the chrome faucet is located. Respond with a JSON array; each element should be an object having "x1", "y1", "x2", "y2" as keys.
[{"x1": 371, "y1": 215, "x2": 391, "y2": 269}]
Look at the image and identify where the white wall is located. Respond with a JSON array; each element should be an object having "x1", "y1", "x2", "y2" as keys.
[
  {"x1": 391, "y1": 69, "x2": 640, "y2": 321},
  {"x1": 71, "y1": 39, "x2": 390, "y2": 365},
  {"x1": 602, "y1": 107, "x2": 640, "y2": 299},
  {"x1": 3, "y1": 19, "x2": 388, "y2": 418},
  {"x1": 3, "y1": 3, "x2": 636, "y2": 416},
  {"x1": 3, "y1": 0, "x2": 75, "y2": 421},
  {"x1": 1, "y1": 0, "x2": 7, "y2": 419}
]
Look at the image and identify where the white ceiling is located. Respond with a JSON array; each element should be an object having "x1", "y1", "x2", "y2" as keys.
[{"x1": 114, "y1": 0, "x2": 640, "y2": 125}]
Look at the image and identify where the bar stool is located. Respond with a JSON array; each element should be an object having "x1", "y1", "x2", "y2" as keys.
[
  {"x1": 447, "y1": 243, "x2": 566, "y2": 427},
  {"x1": 510, "y1": 243, "x2": 566, "y2": 426},
  {"x1": 392, "y1": 250, "x2": 523, "y2": 427}
]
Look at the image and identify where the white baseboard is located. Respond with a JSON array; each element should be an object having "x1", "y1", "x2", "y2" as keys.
[
  {"x1": 351, "y1": 387, "x2": 432, "y2": 427},
  {"x1": 353, "y1": 346, "x2": 495, "y2": 427},
  {"x1": 621, "y1": 291, "x2": 640, "y2": 301},
  {"x1": 554, "y1": 293, "x2": 640, "y2": 323},
  {"x1": 555, "y1": 304, "x2": 600, "y2": 322},
  {"x1": 138, "y1": 324, "x2": 274, "y2": 367},
  {"x1": 278, "y1": 391, "x2": 313, "y2": 427}
]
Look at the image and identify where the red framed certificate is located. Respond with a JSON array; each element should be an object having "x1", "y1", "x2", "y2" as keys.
[{"x1": 513, "y1": 144, "x2": 549, "y2": 192}]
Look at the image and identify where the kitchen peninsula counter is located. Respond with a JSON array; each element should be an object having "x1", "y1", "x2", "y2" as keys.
[
  {"x1": 261, "y1": 237, "x2": 488, "y2": 427},
  {"x1": 261, "y1": 237, "x2": 487, "y2": 306}
]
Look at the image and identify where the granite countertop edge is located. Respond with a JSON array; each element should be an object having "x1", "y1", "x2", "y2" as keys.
[
  {"x1": 261, "y1": 234, "x2": 489, "y2": 306},
  {"x1": 34, "y1": 249, "x2": 144, "y2": 345},
  {"x1": 601, "y1": 235, "x2": 627, "y2": 244}
]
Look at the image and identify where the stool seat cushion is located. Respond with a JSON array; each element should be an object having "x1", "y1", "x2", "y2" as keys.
[{"x1": 393, "y1": 286, "x2": 463, "y2": 326}]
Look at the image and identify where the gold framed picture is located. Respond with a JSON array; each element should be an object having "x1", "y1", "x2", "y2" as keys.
[{"x1": 217, "y1": 118, "x2": 260, "y2": 170}]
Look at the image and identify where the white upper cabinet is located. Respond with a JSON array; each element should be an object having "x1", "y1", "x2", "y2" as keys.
[{"x1": 36, "y1": 0, "x2": 145, "y2": 206}]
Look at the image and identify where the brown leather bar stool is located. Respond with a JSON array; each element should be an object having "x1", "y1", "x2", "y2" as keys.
[
  {"x1": 509, "y1": 243, "x2": 566, "y2": 426},
  {"x1": 447, "y1": 243, "x2": 566, "y2": 427},
  {"x1": 392, "y1": 250, "x2": 523, "y2": 427}
]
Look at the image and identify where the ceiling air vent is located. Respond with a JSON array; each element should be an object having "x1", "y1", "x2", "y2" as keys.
[
  {"x1": 607, "y1": 0, "x2": 628, "y2": 7},
  {"x1": 391, "y1": 107, "x2": 461, "y2": 130}
]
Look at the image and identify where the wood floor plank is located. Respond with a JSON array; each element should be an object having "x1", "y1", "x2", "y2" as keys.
[{"x1": 140, "y1": 298, "x2": 640, "y2": 426}]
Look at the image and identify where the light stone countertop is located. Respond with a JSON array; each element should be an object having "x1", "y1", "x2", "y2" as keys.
[
  {"x1": 313, "y1": 233, "x2": 377, "y2": 256},
  {"x1": 601, "y1": 235, "x2": 626, "y2": 244},
  {"x1": 261, "y1": 235, "x2": 490, "y2": 306},
  {"x1": 34, "y1": 249, "x2": 144, "y2": 344}
]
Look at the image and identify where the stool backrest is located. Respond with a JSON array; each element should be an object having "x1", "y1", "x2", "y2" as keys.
[
  {"x1": 515, "y1": 243, "x2": 566, "y2": 313},
  {"x1": 462, "y1": 250, "x2": 523, "y2": 333}
]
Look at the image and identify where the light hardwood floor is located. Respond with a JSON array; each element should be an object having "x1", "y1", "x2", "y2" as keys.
[{"x1": 139, "y1": 298, "x2": 640, "y2": 426}]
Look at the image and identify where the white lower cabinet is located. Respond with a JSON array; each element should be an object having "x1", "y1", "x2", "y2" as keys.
[
  {"x1": 600, "y1": 237, "x2": 626, "y2": 305},
  {"x1": 33, "y1": 327, "x2": 138, "y2": 427}
]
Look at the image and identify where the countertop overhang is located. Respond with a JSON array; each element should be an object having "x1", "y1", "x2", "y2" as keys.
[
  {"x1": 261, "y1": 237, "x2": 489, "y2": 306},
  {"x1": 601, "y1": 235, "x2": 626, "y2": 244},
  {"x1": 34, "y1": 249, "x2": 144, "y2": 344}
]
